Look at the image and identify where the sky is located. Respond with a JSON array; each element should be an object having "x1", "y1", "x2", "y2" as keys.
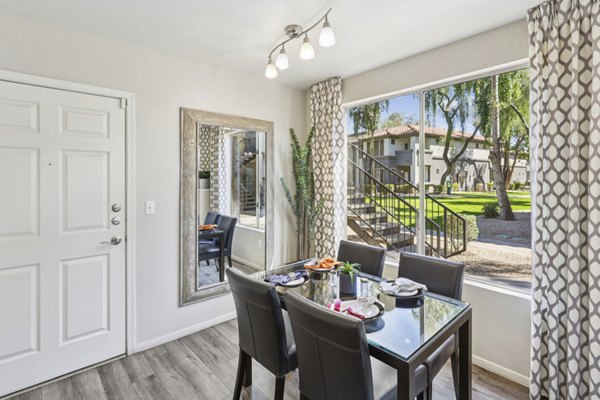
[{"x1": 345, "y1": 92, "x2": 478, "y2": 134}]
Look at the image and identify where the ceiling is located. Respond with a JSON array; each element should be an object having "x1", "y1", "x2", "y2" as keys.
[{"x1": 0, "y1": 0, "x2": 541, "y2": 89}]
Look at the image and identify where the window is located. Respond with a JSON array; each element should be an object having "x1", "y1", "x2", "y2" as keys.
[
  {"x1": 425, "y1": 68, "x2": 531, "y2": 291},
  {"x1": 435, "y1": 138, "x2": 440, "y2": 144},
  {"x1": 391, "y1": 139, "x2": 396, "y2": 145},
  {"x1": 404, "y1": 143, "x2": 409, "y2": 150}
]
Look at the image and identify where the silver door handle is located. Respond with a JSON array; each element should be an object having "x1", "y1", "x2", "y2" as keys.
[{"x1": 101, "y1": 236, "x2": 122, "y2": 245}]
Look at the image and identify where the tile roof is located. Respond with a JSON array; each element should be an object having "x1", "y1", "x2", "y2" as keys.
[{"x1": 348, "y1": 124, "x2": 487, "y2": 143}]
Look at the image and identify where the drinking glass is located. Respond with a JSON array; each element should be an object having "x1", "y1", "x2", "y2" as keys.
[
  {"x1": 357, "y1": 278, "x2": 369, "y2": 312},
  {"x1": 329, "y1": 269, "x2": 340, "y2": 299}
]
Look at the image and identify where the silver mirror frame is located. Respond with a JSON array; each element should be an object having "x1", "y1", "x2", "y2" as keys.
[{"x1": 180, "y1": 108, "x2": 274, "y2": 306}]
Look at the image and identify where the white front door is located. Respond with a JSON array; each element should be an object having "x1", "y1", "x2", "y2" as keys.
[{"x1": 0, "y1": 80, "x2": 127, "y2": 396}]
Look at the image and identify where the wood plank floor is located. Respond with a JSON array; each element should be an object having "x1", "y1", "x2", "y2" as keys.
[{"x1": 8, "y1": 319, "x2": 529, "y2": 400}]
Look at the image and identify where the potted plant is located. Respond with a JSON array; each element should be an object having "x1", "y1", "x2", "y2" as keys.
[
  {"x1": 280, "y1": 128, "x2": 323, "y2": 260},
  {"x1": 337, "y1": 261, "x2": 361, "y2": 294},
  {"x1": 198, "y1": 171, "x2": 210, "y2": 190}
]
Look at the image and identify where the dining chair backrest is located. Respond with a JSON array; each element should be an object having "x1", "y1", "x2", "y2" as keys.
[
  {"x1": 217, "y1": 215, "x2": 237, "y2": 252},
  {"x1": 204, "y1": 211, "x2": 221, "y2": 226},
  {"x1": 337, "y1": 240, "x2": 386, "y2": 278},
  {"x1": 284, "y1": 291, "x2": 374, "y2": 400},
  {"x1": 226, "y1": 267, "x2": 294, "y2": 377},
  {"x1": 398, "y1": 252, "x2": 465, "y2": 300}
]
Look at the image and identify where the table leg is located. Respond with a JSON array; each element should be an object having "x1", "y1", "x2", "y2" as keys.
[
  {"x1": 458, "y1": 314, "x2": 472, "y2": 400},
  {"x1": 396, "y1": 364, "x2": 414, "y2": 400},
  {"x1": 219, "y1": 234, "x2": 225, "y2": 282}
]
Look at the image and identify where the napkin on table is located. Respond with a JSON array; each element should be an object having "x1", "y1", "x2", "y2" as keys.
[
  {"x1": 379, "y1": 278, "x2": 427, "y2": 295},
  {"x1": 265, "y1": 270, "x2": 307, "y2": 285}
]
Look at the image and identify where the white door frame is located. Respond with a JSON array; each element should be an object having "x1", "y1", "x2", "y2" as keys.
[{"x1": 0, "y1": 69, "x2": 137, "y2": 355}]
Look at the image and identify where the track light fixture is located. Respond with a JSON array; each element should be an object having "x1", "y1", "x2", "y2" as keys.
[{"x1": 265, "y1": 8, "x2": 335, "y2": 79}]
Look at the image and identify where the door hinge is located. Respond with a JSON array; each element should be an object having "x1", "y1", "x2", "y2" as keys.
[{"x1": 120, "y1": 98, "x2": 128, "y2": 109}]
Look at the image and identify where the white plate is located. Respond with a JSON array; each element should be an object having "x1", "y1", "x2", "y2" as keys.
[
  {"x1": 337, "y1": 300, "x2": 381, "y2": 320},
  {"x1": 393, "y1": 289, "x2": 418, "y2": 297},
  {"x1": 282, "y1": 276, "x2": 306, "y2": 287}
]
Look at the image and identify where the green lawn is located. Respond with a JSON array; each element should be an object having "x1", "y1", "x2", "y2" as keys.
[
  {"x1": 364, "y1": 191, "x2": 531, "y2": 228},
  {"x1": 433, "y1": 191, "x2": 531, "y2": 216}
]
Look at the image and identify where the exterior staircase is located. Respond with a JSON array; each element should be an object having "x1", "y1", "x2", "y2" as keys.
[{"x1": 347, "y1": 143, "x2": 466, "y2": 258}]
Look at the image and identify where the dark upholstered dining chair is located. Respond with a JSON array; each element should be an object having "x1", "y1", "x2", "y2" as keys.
[
  {"x1": 198, "y1": 215, "x2": 237, "y2": 270},
  {"x1": 226, "y1": 268, "x2": 297, "y2": 400},
  {"x1": 284, "y1": 291, "x2": 428, "y2": 400},
  {"x1": 397, "y1": 251, "x2": 466, "y2": 399},
  {"x1": 199, "y1": 212, "x2": 221, "y2": 248},
  {"x1": 204, "y1": 211, "x2": 221, "y2": 226},
  {"x1": 337, "y1": 239, "x2": 387, "y2": 277}
]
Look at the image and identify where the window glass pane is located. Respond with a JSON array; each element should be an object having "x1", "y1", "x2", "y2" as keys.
[
  {"x1": 424, "y1": 68, "x2": 531, "y2": 291},
  {"x1": 346, "y1": 94, "x2": 422, "y2": 263}
]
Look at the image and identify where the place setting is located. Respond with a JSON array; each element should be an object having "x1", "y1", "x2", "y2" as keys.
[
  {"x1": 264, "y1": 270, "x2": 309, "y2": 288},
  {"x1": 376, "y1": 277, "x2": 427, "y2": 308}
]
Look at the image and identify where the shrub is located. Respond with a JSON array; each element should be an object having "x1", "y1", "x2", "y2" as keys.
[
  {"x1": 425, "y1": 184, "x2": 435, "y2": 193},
  {"x1": 482, "y1": 203, "x2": 499, "y2": 218},
  {"x1": 396, "y1": 184, "x2": 412, "y2": 194},
  {"x1": 487, "y1": 181, "x2": 494, "y2": 191},
  {"x1": 462, "y1": 214, "x2": 479, "y2": 241},
  {"x1": 362, "y1": 184, "x2": 373, "y2": 194},
  {"x1": 452, "y1": 182, "x2": 459, "y2": 191},
  {"x1": 434, "y1": 184, "x2": 444, "y2": 194},
  {"x1": 512, "y1": 181, "x2": 523, "y2": 190},
  {"x1": 475, "y1": 183, "x2": 484, "y2": 192},
  {"x1": 447, "y1": 214, "x2": 478, "y2": 243}
]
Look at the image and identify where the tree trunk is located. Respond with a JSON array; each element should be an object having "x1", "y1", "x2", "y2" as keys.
[{"x1": 490, "y1": 75, "x2": 515, "y2": 221}]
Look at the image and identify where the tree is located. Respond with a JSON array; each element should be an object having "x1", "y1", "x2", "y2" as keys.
[
  {"x1": 425, "y1": 81, "x2": 483, "y2": 187},
  {"x1": 486, "y1": 75, "x2": 516, "y2": 220},
  {"x1": 382, "y1": 112, "x2": 404, "y2": 128},
  {"x1": 498, "y1": 70, "x2": 530, "y2": 187},
  {"x1": 382, "y1": 112, "x2": 419, "y2": 129},
  {"x1": 348, "y1": 100, "x2": 389, "y2": 154}
]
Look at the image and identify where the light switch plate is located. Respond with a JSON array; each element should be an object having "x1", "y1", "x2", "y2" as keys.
[{"x1": 145, "y1": 200, "x2": 155, "y2": 215}]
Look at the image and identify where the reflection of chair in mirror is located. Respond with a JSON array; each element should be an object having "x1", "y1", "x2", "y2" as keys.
[
  {"x1": 204, "y1": 211, "x2": 221, "y2": 226},
  {"x1": 199, "y1": 212, "x2": 221, "y2": 255},
  {"x1": 198, "y1": 215, "x2": 237, "y2": 272}
]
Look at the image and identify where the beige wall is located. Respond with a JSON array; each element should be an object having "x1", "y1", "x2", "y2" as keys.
[
  {"x1": 0, "y1": 11, "x2": 306, "y2": 348},
  {"x1": 342, "y1": 20, "x2": 529, "y2": 104}
]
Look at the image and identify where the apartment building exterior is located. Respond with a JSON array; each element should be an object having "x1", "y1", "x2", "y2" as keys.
[{"x1": 349, "y1": 125, "x2": 529, "y2": 190}]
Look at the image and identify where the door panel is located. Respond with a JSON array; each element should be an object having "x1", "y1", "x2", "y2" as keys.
[
  {"x1": 60, "y1": 255, "x2": 109, "y2": 344},
  {"x1": 60, "y1": 106, "x2": 109, "y2": 138},
  {"x1": 0, "y1": 97, "x2": 39, "y2": 133},
  {"x1": 0, "y1": 147, "x2": 39, "y2": 238},
  {"x1": 0, "y1": 264, "x2": 39, "y2": 362},
  {"x1": 62, "y1": 150, "x2": 109, "y2": 232},
  {"x1": 0, "y1": 80, "x2": 126, "y2": 396}
]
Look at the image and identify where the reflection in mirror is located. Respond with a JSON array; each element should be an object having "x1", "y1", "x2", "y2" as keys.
[
  {"x1": 196, "y1": 125, "x2": 267, "y2": 289},
  {"x1": 180, "y1": 108, "x2": 274, "y2": 306}
]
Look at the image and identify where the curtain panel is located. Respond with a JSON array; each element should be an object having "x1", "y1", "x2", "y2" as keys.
[
  {"x1": 528, "y1": 0, "x2": 600, "y2": 399},
  {"x1": 309, "y1": 77, "x2": 346, "y2": 257}
]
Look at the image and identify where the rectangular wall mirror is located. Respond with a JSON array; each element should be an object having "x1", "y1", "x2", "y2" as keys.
[{"x1": 180, "y1": 108, "x2": 274, "y2": 305}]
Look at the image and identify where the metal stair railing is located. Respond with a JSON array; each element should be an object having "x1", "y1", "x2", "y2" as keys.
[{"x1": 348, "y1": 143, "x2": 466, "y2": 257}]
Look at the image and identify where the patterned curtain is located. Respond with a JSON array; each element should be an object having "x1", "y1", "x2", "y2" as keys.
[
  {"x1": 207, "y1": 126, "x2": 228, "y2": 213},
  {"x1": 309, "y1": 77, "x2": 346, "y2": 257},
  {"x1": 528, "y1": 1, "x2": 600, "y2": 398}
]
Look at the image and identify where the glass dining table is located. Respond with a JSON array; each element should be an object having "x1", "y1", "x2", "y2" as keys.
[{"x1": 253, "y1": 261, "x2": 473, "y2": 400}]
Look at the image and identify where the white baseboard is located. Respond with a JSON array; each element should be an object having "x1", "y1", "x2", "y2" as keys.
[
  {"x1": 132, "y1": 311, "x2": 237, "y2": 353},
  {"x1": 231, "y1": 255, "x2": 263, "y2": 271},
  {"x1": 473, "y1": 355, "x2": 529, "y2": 387}
]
